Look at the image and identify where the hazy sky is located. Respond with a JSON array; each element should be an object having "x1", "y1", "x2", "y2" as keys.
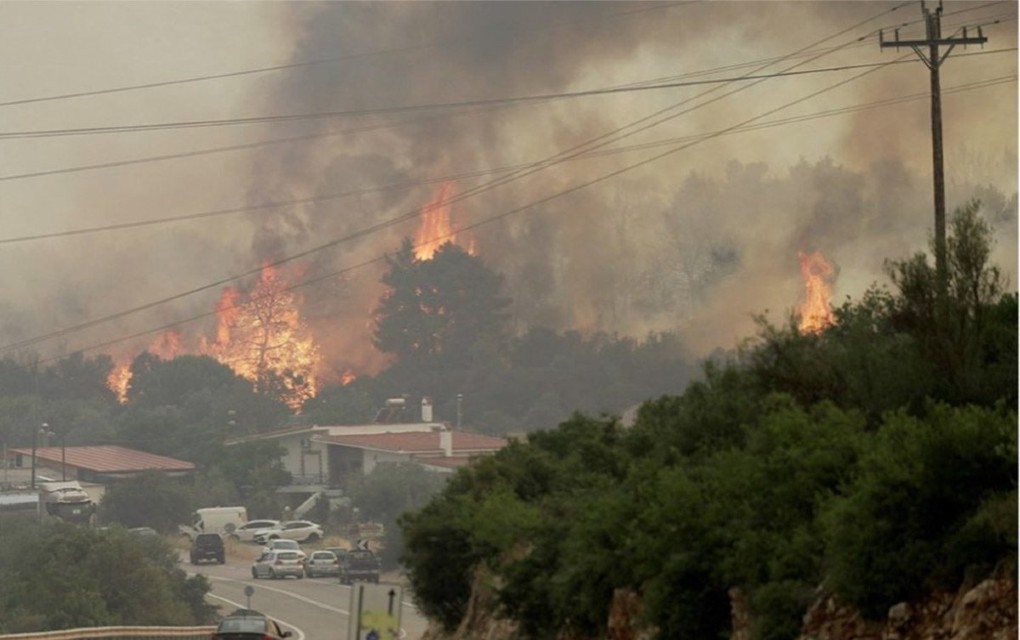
[{"x1": 1, "y1": 1, "x2": 1016, "y2": 377}]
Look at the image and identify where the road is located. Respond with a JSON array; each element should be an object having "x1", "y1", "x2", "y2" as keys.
[{"x1": 187, "y1": 557, "x2": 429, "y2": 640}]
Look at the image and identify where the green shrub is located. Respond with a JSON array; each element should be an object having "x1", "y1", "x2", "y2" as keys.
[{"x1": 822, "y1": 403, "x2": 1017, "y2": 618}]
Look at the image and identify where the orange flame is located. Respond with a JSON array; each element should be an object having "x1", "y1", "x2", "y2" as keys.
[
  {"x1": 797, "y1": 250, "x2": 836, "y2": 334},
  {"x1": 414, "y1": 182, "x2": 474, "y2": 260},
  {"x1": 106, "y1": 330, "x2": 186, "y2": 403},
  {"x1": 107, "y1": 364, "x2": 132, "y2": 404},
  {"x1": 339, "y1": 369, "x2": 357, "y2": 385},
  {"x1": 201, "y1": 264, "x2": 322, "y2": 410}
]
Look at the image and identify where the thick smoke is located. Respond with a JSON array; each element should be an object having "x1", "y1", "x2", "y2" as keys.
[
  {"x1": 3, "y1": 2, "x2": 1014, "y2": 375},
  {"x1": 236, "y1": 0, "x2": 1015, "y2": 372}
]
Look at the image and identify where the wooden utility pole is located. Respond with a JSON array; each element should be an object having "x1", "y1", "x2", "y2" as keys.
[{"x1": 880, "y1": 1, "x2": 987, "y2": 294}]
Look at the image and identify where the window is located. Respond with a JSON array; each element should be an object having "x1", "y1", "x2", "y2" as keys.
[{"x1": 218, "y1": 619, "x2": 267, "y2": 634}]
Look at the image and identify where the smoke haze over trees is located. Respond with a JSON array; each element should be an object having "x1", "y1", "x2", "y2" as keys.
[{"x1": 0, "y1": 2, "x2": 1014, "y2": 382}]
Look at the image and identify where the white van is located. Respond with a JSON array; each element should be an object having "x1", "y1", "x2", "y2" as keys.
[{"x1": 180, "y1": 506, "x2": 248, "y2": 541}]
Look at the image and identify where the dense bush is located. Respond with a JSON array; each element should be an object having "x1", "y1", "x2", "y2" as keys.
[
  {"x1": 400, "y1": 204, "x2": 1018, "y2": 639},
  {"x1": 822, "y1": 403, "x2": 1017, "y2": 618},
  {"x1": 0, "y1": 521, "x2": 215, "y2": 633}
]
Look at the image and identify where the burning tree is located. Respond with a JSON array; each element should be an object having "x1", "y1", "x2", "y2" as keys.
[
  {"x1": 797, "y1": 250, "x2": 837, "y2": 334},
  {"x1": 202, "y1": 264, "x2": 321, "y2": 410}
]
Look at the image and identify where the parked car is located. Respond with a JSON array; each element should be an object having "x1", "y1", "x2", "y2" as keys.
[
  {"x1": 338, "y1": 549, "x2": 381, "y2": 584},
  {"x1": 252, "y1": 520, "x2": 324, "y2": 544},
  {"x1": 190, "y1": 532, "x2": 225, "y2": 565},
  {"x1": 127, "y1": 526, "x2": 158, "y2": 537},
  {"x1": 261, "y1": 538, "x2": 306, "y2": 561},
  {"x1": 230, "y1": 519, "x2": 280, "y2": 543},
  {"x1": 304, "y1": 549, "x2": 341, "y2": 578},
  {"x1": 211, "y1": 609, "x2": 292, "y2": 640},
  {"x1": 251, "y1": 550, "x2": 305, "y2": 580}
]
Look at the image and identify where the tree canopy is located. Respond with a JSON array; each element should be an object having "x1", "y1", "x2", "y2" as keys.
[
  {"x1": 400, "y1": 204, "x2": 1018, "y2": 639},
  {"x1": 373, "y1": 239, "x2": 511, "y2": 369},
  {"x1": 0, "y1": 521, "x2": 216, "y2": 633}
]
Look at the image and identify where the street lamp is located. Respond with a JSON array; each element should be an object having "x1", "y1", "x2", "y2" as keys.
[{"x1": 31, "y1": 423, "x2": 54, "y2": 489}]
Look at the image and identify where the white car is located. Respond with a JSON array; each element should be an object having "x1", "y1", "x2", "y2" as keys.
[
  {"x1": 252, "y1": 520, "x2": 324, "y2": 545},
  {"x1": 230, "y1": 519, "x2": 281, "y2": 543},
  {"x1": 260, "y1": 538, "x2": 307, "y2": 562}
]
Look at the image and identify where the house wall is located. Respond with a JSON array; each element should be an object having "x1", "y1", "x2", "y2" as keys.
[
  {"x1": 277, "y1": 432, "x2": 329, "y2": 485},
  {"x1": 363, "y1": 450, "x2": 414, "y2": 475}
]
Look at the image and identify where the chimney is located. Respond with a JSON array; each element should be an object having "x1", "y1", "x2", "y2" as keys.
[
  {"x1": 421, "y1": 396, "x2": 433, "y2": 422},
  {"x1": 439, "y1": 428, "x2": 453, "y2": 457}
]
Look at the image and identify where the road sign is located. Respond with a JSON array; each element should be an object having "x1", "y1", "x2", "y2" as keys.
[{"x1": 348, "y1": 582, "x2": 403, "y2": 640}]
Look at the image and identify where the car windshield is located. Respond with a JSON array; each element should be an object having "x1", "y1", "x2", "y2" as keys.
[{"x1": 217, "y1": 618, "x2": 267, "y2": 634}]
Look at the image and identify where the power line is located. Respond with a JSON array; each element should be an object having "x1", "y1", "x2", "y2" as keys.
[
  {"x1": 29, "y1": 54, "x2": 916, "y2": 367},
  {"x1": 0, "y1": 71, "x2": 1012, "y2": 247},
  {"x1": 0, "y1": 2, "x2": 695, "y2": 109},
  {"x1": 2, "y1": 2, "x2": 922, "y2": 357},
  {"x1": 0, "y1": 59, "x2": 951, "y2": 140},
  {"x1": 0, "y1": 42, "x2": 897, "y2": 182}
]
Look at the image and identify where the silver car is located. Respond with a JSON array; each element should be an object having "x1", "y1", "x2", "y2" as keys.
[
  {"x1": 251, "y1": 550, "x2": 305, "y2": 580},
  {"x1": 304, "y1": 550, "x2": 340, "y2": 578}
]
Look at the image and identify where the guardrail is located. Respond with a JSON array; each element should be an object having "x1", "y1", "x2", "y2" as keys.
[{"x1": 0, "y1": 626, "x2": 215, "y2": 640}]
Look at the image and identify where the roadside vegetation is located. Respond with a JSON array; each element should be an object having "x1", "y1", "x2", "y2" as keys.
[
  {"x1": 0, "y1": 520, "x2": 217, "y2": 634},
  {"x1": 0, "y1": 202, "x2": 1012, "y2": 638},
  {"x1": 400, "y1": 203, "x2": 1018, "y2": 639}
]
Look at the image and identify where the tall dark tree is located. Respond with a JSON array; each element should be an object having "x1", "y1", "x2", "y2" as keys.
[
  {"x1": 885, "y1": 200, "x2": 1015, "y2": 405},
  {"x1": 373, "y1": 239, "x2": 511, "y2": 369}
]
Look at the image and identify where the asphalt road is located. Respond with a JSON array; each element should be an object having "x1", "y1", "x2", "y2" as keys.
[{"x1": 186, "y1": 557, "x2": 429, "y2": 640}]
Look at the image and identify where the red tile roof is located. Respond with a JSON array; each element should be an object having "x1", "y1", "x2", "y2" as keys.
[
  {"x1": 9, "y1": 445, "x2": 195, "y2": 473},
  {"x1": 315, "y1": 430, "x2": 507, "y2": 454}
]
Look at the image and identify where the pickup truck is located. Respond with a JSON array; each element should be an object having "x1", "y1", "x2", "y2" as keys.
[{"x1": 338, "y1": 549, "x2": 381, "y2": 584}]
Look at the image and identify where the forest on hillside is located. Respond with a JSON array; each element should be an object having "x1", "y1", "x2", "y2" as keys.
[{"x1": 399, "y1": 203, "x2": 1018, "y2": 640}]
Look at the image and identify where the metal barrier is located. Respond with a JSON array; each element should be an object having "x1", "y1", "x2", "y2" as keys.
[{"x1": 0, "y1": 626, "x2": 215, "y2": 640}]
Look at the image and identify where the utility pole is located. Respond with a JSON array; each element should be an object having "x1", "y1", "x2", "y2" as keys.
[{"x1": 880, "y1": 1, "x2": 987, "y2": 296}]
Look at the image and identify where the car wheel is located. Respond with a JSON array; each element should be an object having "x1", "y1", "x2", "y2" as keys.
[
  {"x1": 269, "y1": 569, "x2": 277, "y2": 580},
  {"x1": 218, "y1": 556, "x2": 225, "y2": 564},
  {"x1": 305, "y1": 533, "x2": 320, "y2": 543},
  {"x1": 297, "y1": 573, "x2": 304, "y2": 580},
  {"x1": 269, "y1": 534, "x2": 279, "y2": 541},
  {"x1": 252, "y1": 568, "x2": 258, "y2": 579}
]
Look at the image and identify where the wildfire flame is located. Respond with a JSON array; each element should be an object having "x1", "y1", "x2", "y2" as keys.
[
  {"x1": 106, "y1": 330, "x2": 185, "y2": 403},
  {"x1": 201, "y1": 264, "x2": 322, "y2": 410},
  {"x1": 797, "y1": 250, "x2": 836, "y2": 334},
  {"x1": 414, "y1": 182, "x2": 474, "y2": 260},
  {"x1": 107, "y1": 264, "x2": 323, "y2": 411}
]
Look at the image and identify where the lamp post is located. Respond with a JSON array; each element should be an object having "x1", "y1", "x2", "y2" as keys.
[
  {"x1": 456, "y1": 394, "x2": 463, "y2": 429},
  {"x1": 31, "y1": 423, "x2": 54, "y2": 489}
]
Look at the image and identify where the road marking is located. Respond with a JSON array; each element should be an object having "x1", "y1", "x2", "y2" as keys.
[
  {"x1": 207, "y1": 591, "x2": 307, "y2": 640},
  {"x1": 209, "y1": 575, "x2": 351, "y2": 615}
]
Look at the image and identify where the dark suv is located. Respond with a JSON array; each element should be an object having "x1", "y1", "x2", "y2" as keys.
[
  {"x1": 191, "y1": 532, "x2": 225, "y2": 565},
  {"x1": 338, "y1": 549, "x2": 381, "y2": 584}
]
